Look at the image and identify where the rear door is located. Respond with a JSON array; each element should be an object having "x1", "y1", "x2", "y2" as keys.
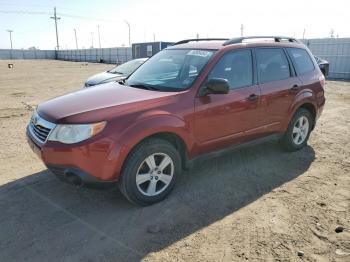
[
  {"x1": 256, "y1": 48, "x2": 302, "y2": 135},
  {"x1": 194, "y1": 49, "x2": 262, "y2": 153}
]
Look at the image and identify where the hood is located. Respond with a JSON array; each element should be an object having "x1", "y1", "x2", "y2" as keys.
[
  {"x1": 37, "y1": 82, "x2": 178, "y2": 123},
  {"x1": 85, "y1": 72, "x2": 124, "y2": 87}
]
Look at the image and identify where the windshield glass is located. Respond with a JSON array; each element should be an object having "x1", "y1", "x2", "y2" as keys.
[
  {"x1": 126, "y1": 49, "x2": 215, "y2": 91},
  {"x1": 109, "y1": 59, "x2": 145, "y2": 75}
]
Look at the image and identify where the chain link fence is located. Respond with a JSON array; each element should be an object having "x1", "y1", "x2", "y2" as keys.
[
  {"x1": 0, "y1": 49, "x2": 55, "y2": 59},
  {"x1": 0, "y1": 47, "x2": 132, "y2": 65},
  {"x1": 56, "y1": 47, "x2": 132, "y2": 64}
]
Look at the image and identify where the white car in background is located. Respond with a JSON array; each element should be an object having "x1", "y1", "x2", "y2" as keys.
[{"x1": 84, "y1": 58, "x2": 148, "y2": 87}]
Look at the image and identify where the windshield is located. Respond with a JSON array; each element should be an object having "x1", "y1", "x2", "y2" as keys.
[
  {"x1": 126, "y1": 49, "x2": 215, "y2": 91},
  {"x1": 108, "y1": 59, "x2": 145, "y2": 75}
]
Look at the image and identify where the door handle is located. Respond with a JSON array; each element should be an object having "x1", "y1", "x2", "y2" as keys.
[
  {"x1": 291, "y1": 84, "x2": 300, "y2": 91},
  {"x1": 247, "y1": 93, "x2": 259, "y2": 101}
]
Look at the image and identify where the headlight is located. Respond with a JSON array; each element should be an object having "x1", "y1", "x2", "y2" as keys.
[{"x1": 48, "y1": 121, "x2": 106, "y2": 144}]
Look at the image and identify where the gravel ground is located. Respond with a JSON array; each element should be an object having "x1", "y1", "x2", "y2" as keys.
[{"x1": 0, "y1": 60, "x2": 349, "y2": 262}]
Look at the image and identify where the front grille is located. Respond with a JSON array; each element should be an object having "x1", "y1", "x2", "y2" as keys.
[
  {"x1": 28, "y1": 112, "x2": 56, "y2": 143},
  {"x1": 31, "y1": 123, "x2": 51, "y2": 142}
]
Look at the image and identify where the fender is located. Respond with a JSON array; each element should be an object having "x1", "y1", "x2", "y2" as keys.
[
  {"x1": 107, "y1": 112, "x2": 196, "y2": 179},
  {"x1": 282, "y1": 89, "x2": 317, "y2": 130}
]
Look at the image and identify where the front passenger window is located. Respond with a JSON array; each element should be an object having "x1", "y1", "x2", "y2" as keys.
[{"x1": 208, "y1": 49, "x2": 253, "y2": 90}]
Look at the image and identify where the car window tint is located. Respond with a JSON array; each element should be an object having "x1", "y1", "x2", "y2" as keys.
[
  {"x1": 256, "y1": 48, "x2": 290, "y2": 83},
  {"x1": 208, "y1": 49, "x2": 253, "y2": 89},
  {"x1": 287, "y1": 48, "x2": 315, "y2": 75}
]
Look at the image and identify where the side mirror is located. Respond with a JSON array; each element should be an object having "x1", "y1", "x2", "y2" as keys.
[{"x1": 201, "y1": 78, "x2": 230, "y2": 95}]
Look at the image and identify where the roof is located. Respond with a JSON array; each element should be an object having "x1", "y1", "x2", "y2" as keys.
[
  {"x1": 166, "y1": 36, "x2": 305, "y2": 50},
  {"x1": 167, "y1": 41, "x2": 226, "y2": 50}
]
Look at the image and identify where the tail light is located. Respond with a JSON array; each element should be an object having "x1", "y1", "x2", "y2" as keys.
[
  {"x1": 319, "y1": 74, "x2": 326, "y2": 89},
  {"x1": 317, "y1": 74, "x2": 325, "y2": 98}
]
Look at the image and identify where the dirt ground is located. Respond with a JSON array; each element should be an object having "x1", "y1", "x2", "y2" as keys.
[{"x1": 0, "y1": 60, "x2": 349, "y2": 262}]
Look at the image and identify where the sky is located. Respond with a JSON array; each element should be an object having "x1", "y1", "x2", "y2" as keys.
[{"x1": 0, "y1": 0, "x2": 349, "y2": 50}]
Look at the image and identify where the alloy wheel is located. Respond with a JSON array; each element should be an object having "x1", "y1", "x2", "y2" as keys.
[
  {"x1": 292, "y1": 116, "x2": 310, "y2": 145},
  {"x1": 136, "y1": 153, "x2": 174, "y2": 196}
]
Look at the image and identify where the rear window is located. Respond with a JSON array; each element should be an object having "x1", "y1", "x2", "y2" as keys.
[
  {"x1": 256, "y1": 48, "x2": 290, "y2": 83},
  {"x1": 287, "y1": 48, "x2": 315, "y2": 75}
]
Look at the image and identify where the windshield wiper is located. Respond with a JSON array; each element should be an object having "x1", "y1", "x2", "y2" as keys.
[
  {"x1": 128, "y1": 83, "x2": 159, "y2": 91},
  {"x1": 108, "y1": 70, "x2": 124, "y2": 75},
  {"x1": 118, "y1": 79, "x2": 126, "y2": 85}
]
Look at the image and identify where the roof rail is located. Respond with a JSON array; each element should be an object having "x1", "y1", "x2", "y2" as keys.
[
  {"x1": 173, "y1": 38, "x2": 229, "y2": 46},
  {"x1": 223, "y1": 36, "x2": 299, "y2": 46}
]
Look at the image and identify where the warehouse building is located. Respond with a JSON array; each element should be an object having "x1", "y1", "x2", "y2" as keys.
[{"x1": 132, "y1": 41, "x2": 174, "y2": 59}]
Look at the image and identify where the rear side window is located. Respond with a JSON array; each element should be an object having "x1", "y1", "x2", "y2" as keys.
[
  {"x1": 287, "y1": 48, "x2": 315, "y2": 75},
  {"x1": 208, "y1": 49, "x2": 253, "y2": 89},
  {"x1": 256, "y1": 48, "x2": 290, "y2": 83}
]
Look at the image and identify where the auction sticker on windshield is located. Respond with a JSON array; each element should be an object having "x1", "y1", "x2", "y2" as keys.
[{"x1": 187, "y1": 50, "x2": 212, "y2": 57}]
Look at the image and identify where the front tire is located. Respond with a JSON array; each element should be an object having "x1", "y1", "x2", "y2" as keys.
[
  {"x1": 118, "y1": 138, "x2": 181, "y2": 206},
  {"x1": 281, "y1": 108, "x2": 313, "y2": 151}
]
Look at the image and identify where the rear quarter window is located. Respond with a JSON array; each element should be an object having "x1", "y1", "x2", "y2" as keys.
[{"x1": 287, "y1": 48, "x2": 315, "y2": 75}]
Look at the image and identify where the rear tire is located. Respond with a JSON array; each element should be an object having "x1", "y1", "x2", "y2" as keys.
[
  {"x1": 118, "y1": 138, "x2": 181, "y2": 206},
  {"x1": 281, "y1": 108, "x2": 313, "y2": 151}
]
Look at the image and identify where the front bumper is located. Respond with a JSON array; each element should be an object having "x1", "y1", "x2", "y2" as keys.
[
  {"x1": 47, "y1": 164, "x2": 116, "y2": 187},
  {"x1": 26, "y1": 127, "x2": 122, "y2": 185}
]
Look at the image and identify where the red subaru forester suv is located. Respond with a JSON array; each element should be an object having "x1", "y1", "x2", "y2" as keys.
[{"x1": 27, "y1": 36, "x2": 325, "y2": 205}]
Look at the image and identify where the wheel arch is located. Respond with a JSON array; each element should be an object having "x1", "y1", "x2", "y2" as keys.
[
  {"x1": 299, "y1": 103, "x2": 316, "y2": 128},
  {"x1": 286, "y1": 90, "x2": 317, "y2": 130},
  {"x1": 112, "y1": 114, "x2": 195, "y2": 180},
  {"x1": 134, "y1": 132, "x2": 189, "y2": 170},
  {"x1": 288, "y1": 101, "x2": 317, "y2": 131}
]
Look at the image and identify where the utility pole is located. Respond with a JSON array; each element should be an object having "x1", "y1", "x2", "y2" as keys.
[
  {"x1": 73, "y1": 29, "x2": 78, "y2": 49},
  {"x1": 124, "y1": 20, "x2": 131, "y2": 47},
  {"x1": 303, "y1": 29, "x2": 306, "y2": 39},
  {"x1": 240, "y1": 24, "x2": 244, "y2": 37},
  {"x1": 91, "y1": 32, "x2": 94, "y2": 48},
  {"x1": 196, "y1": 33, "x2": 199, "y2": 39},
  {"x1": 50, "y1": 7, "x2": 61, "y2": 50},
  {"x1": 153, "y1": 33, "x2": 156, "y2": 42},
  {"x1": 6, "y1": 29, "x2": 13, "y2": 49},
  {"x1": 97, "y1": 25, "x2": 102, "y2": 48}
]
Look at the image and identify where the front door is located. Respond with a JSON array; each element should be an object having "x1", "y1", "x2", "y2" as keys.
[{"x1": 194, "y1": 49, "x2": 262, "y2": 153}]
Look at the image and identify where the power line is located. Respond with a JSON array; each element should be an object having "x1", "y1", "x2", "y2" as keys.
[
  {"x1": 58, "y1": 12, "x2": 118, "y2": 22},
  {"x1": 0, "y1": 10, "x2": 50, "y2": 15},
  {"x1": 0, "y1": 9, "x2": 125, "y2": 23},
  {"x1": 0, "y1": 7, "x2": 131, "y2": 49}
]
